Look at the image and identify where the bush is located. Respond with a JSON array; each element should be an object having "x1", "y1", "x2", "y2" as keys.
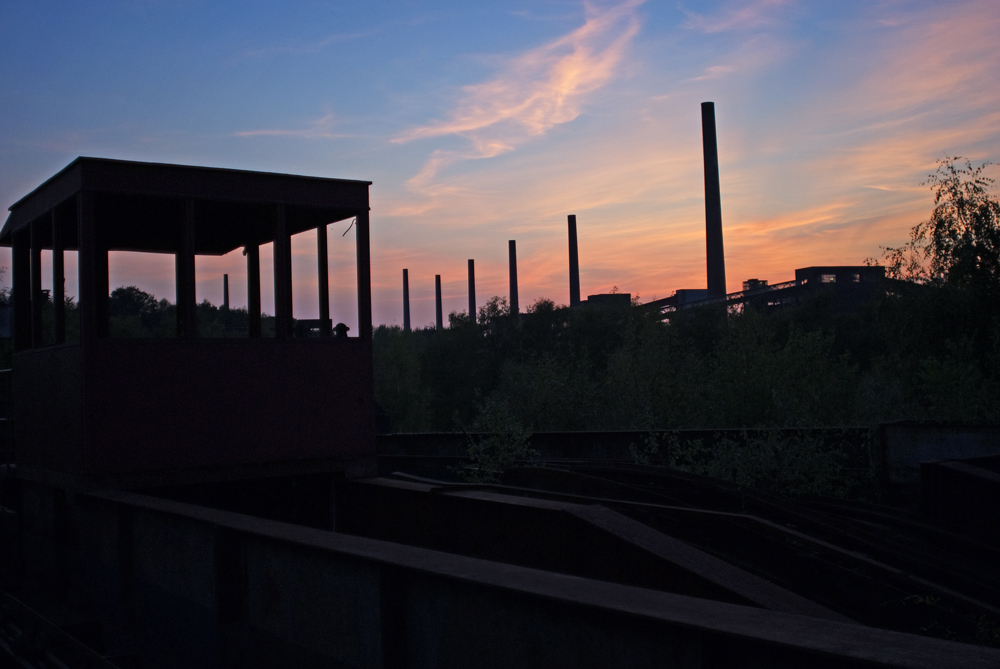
[
  {"x1": 458, "y1": 397, "x2": 536, "y2": 483},
  {"x1": 634, "y1": 429, "x2": 875, "y2": 498}
]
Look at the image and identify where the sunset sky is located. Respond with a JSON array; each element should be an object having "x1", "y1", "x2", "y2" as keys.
[{"x1": 2, "y1": 0, "x2": 999, "y2": 330}]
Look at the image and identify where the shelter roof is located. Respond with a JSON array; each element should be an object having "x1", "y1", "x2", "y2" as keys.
[{"x1": 1, "y1": 157, "x2": 371, "y2": 255}]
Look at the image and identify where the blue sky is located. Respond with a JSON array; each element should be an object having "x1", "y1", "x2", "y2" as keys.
[{"x1": 2, "y1": 0, "x2": 999, "y2": 330}]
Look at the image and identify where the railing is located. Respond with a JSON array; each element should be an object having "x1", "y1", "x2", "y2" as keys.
[{"x1": 63, "y1": 487, "x2": 998, "y2": 668}]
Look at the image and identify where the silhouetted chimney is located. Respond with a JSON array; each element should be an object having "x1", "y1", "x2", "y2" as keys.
[
  {"x1": 468, "y1": 259, "x2": 476, "y2": 323},
  {"x1": 435, "y1": 274, "x2": 443, "y2": 330},
  {"x1": 222, "y1": 274, "x2": 229, "y2": 310},
  {"x1": 509, "y1": 240, "x2": 519, "y2": 316},
  {"x1": 403, "y1": 269, "x2": 411, "y2": 331},
  {"x1": 568, "y1": 215, "x2": 581, "y2": 307},
  {"x1": 701, "y1": 101, "x2": 727, "y2": 298}
]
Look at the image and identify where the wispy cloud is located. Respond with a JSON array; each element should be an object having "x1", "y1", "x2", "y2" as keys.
[
  {"x1": 509, "y1": 9, "x2": 579, "y2": 22},
  {"x1": 233, "y1": 114, "x2": 348, "y2": 139},
  {"x1": 684, "y1": 64, "x2": 736, "y2": 82},
  {"x1": 391, "y1": 0, "x2": 645, "y2": 205},
  {"x1": 681, "y1": 0, "x2": 793, "y2": 34},
  {"x1": 859, "y1": 6, "x2": 1000, "y2": 115},
  {"x1": 243, "y1": 31, "x2": 376, "y2": 59}
]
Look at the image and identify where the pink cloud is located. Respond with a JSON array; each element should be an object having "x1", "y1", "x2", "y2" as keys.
[
  {"x1": 681, "y1": 0, "x2": 793, "y2": 34},
  {"x1": 391, "y1": 0, "x2": 645, "y2": 202},
  {"x1": 233, "y1": 114, "x2": 348, "y2": 139}
]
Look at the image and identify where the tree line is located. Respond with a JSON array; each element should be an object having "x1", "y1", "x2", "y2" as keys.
[
  {"x1": 0, "y1": 287, "x2": 274, "y2": 366},
  {"x1": 1, "y1": 157, "x2": 996, "y2": 436},
  {"x1": 374, "y1": 158, "x2": 1000, "y2": 433}
]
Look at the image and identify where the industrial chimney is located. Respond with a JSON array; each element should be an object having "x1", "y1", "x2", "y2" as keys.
[
  {"x1": 222, "y1": 274, "x2": 230, "y2": 310},
  {"x1": 468, "y1": 259, "x2": 476, "y2": 323},
  {"x1": 568, "y1": 215, "x2": 581, "y2": 307},
  {"x1": 402, "y1": 269, "x2": 411, "y2": 331},
  {"x1": 509, "y1": 240, "x2": 519, "y2": 316},
  {"x1": 435, "y1": 275, "x2": 443, "y2": 330},
  {"x1": 701, "y1": 101, "x2": 727, "y2": 298}
]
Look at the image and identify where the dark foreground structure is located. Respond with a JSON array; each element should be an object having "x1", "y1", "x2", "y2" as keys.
[
  {"x1": 1, "y1": 159, "x2": 1000, "y2": 668},
  {"x1": 0, "y1": 157, "x2": 375, "y2": 486}
]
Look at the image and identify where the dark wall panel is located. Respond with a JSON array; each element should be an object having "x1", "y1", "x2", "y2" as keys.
[{"x1": 88, "y1": 340, "x2": 374, "y2": 474}]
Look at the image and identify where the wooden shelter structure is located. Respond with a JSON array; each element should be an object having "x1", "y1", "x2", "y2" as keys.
[{"x1": 0, "y1": 157, "x2": 375, "y2": 485}]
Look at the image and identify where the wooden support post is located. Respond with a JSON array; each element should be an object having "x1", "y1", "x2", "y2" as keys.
[
  {"x1": 12, "y1": 229, "x2": 30, "y2": 352},
  {"x1": 52, "y1": 209, "x2": 65, "y2": 343},
  {"x1": 176, "y1": 199, "x2": 197, "y2": 338},
  {"x1": 247, "y1": 243, "x2": 261, "y2": 338},
  {"x1": 317, "y1": 222, "x2": 331, "y2": 337},
  {"x1": 77, "y1": 191, "x2": 108, "y2": 343},
  {"x1": 30, "y1": 221, "x2": 43, "y2": 347},
  {"x1": 273, "y1": 204, "x2": 292, "y2": 339},
  {"x1": 356, "y1": 209, "x2": 372, "y2": 340},
  {"x1": 95, "y1": 213, "x2": 109, "y2": 339}
]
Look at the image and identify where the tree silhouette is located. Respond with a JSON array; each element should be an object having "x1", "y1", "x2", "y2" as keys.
[
  {"x1": 110, "y1": 286, "x2": 159, "y2": 319},
  {"x1": 882, "y1": 157, "x2": 1000, "y2": 293}
]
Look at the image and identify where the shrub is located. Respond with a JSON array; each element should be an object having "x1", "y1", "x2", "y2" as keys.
[{"x1": 459, "y1": 397, "x2": 536, "y2": 483}]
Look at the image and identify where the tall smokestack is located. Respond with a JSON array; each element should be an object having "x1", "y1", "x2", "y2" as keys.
[
  {"x1": 509, "y1": 240, "x2": 519, "y2": 316},
  {"x1": 568, "y1": 215, "x2": 581, "y2": 307},
  {"x1": 223, "y1": 274, "x2": 230, "y2": 310},
  {"x1": 402, "y1": 269, "x2": 411, "y2": 331},
  {"x1": 435, "y1": 274, "x2": 443, "y2": 330},
  {"x1": 468, "y1": 259, "x2": 476, "y2": 323},
  {"x1": 701, "y1": 101, "x2": 727, "y2": 298}
]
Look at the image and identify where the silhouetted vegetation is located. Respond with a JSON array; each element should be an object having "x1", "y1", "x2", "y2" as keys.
[
  {"x1": 375, "y1": 159, "x2": 1000, "y2": 435},
  {"x1": 109, "y1": 286, "x2": 270, "y2": 338},
  {"x1": 454, "y1": 395, "x2": 536, "y2": 483},
  {"x1": 881, "y1": 158, "x2": 1000, "y2": 294},
  {"x1": 0, "y1": 285, "x2": 274, "y2": 362}
]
